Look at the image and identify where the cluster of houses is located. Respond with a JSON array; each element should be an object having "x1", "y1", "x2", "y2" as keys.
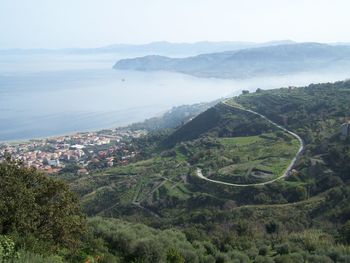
[{"x1": 0, "y1": 129, "x2": 147, "y2": 174}]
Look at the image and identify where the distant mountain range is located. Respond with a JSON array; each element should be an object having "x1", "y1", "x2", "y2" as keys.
[
  {"x1": 0, "y1": 40, "x2": 296, "y2": 57},
  {"x1": 113, "y1": 43, "x2": 350, "y2": 79},
  {"x1": 93, "y1": 40, "x2": 296, "y2": 56}
]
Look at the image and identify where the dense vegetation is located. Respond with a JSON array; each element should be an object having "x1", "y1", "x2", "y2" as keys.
[
  {"x1": 2, "y1": 80, "x2": 350, "y2": 262},
  {"x1": 0, "y1": 159, "x2": 86, "y2": 261}
]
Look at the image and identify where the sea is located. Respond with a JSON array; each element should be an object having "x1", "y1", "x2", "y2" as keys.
[{"x1": 0, "y1": 52, "x2": 349, "y2": 142}]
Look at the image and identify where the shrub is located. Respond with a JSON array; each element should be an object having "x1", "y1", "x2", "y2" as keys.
[
  {"x1": 275, "y1": 243, "x2": 289, "y2": 255},
  {"x1": 166, "y1": 248, "x2": 185, "y2": 263},
  {"x1": 13, "y1": 250, "x2": 64, "y2": 263},
  {"x1": 254, "y1": 255, "x2": 274, "y2": 263},
  {"x1": 258, "y1": 245, "x2": 269, "y2": 256},
  {"x1": 0, "y1": 236, "x2": 19, "y2": 262},
  {"x1": 265, "y1": 221, "x2": 280, "y2": 235},
  {"x1": 340, "y1": 220, "x2": 350, "y2": 244},
  {"x1": 306, "y1": 254, "x2": 332, "y2": 263}
]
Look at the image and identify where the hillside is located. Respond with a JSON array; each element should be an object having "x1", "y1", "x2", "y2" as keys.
[
  {"x1": 128, "y1": 100, "x2": 219, "y2": 132},
  {"x1": 69, "y1": 80, "x2": 350, "y2": 262},
  {"x1": 71, "y1": 102, "x2": 300, "y2": 216},
  {"x1": 3, "y1": 80, "x2": 350, "y2": 262},
  {"x1": 114, "y1": 43, "x2": 350, "y2": 78}
]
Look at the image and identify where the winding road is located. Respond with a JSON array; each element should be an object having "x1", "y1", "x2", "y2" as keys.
[{"x1": 196, "y1": 99, "x2": 304, "y2": 187}]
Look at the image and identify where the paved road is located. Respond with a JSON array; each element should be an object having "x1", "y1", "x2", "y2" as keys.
[{"x1": 196, "y1": 100, "x2": 304, "y2": 187}]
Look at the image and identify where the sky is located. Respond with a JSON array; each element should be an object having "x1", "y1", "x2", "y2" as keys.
[{"x1": 0, "y1": 0, "x2": 350, "y2": 49}]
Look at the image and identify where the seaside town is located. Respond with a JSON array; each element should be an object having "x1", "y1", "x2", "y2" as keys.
[{"x1": 0, "y1": 129, "x2": 147, "y2": 175}]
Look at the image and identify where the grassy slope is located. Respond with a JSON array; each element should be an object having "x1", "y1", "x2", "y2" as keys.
[{"x1": 214, "y1": 134, "x2": 299, "y2": 183}]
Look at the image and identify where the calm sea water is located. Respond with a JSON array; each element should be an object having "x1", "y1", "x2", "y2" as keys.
[
  {"x1": 0, "y1": 52, "x2": 349, "y2": 142},
  {"x1": 0, "y1": 53, "x2": 237, "y2": 141}
]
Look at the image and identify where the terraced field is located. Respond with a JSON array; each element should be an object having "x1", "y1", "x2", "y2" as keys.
[{"x1": 212, "y1": 133, "x2": 300, "y2": 184}]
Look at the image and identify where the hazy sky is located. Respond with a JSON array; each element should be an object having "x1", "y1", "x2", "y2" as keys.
[{"x1": 1, "y1": 0, "x2": 350, "y2": 49}]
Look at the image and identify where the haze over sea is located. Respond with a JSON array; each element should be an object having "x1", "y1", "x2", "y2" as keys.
[{"x1": 0, "y1": 51, "x2": 349, "y2": 142}]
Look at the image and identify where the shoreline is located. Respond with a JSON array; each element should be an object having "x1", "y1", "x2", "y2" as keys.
[
  {"x1": 0, "y1": 107, "x2": 173, "y2": 145},
  {"x1": 0, "y1": 124, "x2": 130, "y2": 146},
  {"x1": 0, "y1": 99, "x2": 221, "y2": 146}
]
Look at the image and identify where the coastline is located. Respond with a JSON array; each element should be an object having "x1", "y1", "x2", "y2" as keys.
[{"x1": 0, "y1": 122, "x2": 130, "y2": 145}]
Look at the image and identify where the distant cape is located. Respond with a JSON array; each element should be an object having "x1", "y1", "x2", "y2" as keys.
[{"x1": 113, "y1": 43, "x2": 350, "y2": 79}]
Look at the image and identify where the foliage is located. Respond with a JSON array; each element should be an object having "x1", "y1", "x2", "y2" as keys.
[
  {"x1": 0, "y1": 160, "x2": 86, "y2": 256},
  {"x1": 0, "y1": 236, "x2": 19, "y2": 262}
]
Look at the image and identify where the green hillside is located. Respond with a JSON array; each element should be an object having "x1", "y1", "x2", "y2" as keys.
[
  {"x1": 2, "y1": 80, "x2": 350, "y2": 262},
  {"x1": 70, "y1": 101, "x2": 302, "y2": 219},
  {"x1": 70, "y1": 80, "x2": 350, "y2": 262},
  {"x1": 162, "y1": 103, "x2": 277, "y2": 147}
]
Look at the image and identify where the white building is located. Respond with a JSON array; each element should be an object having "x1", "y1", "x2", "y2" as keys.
[
  {"x1": 341, "y1": 122, "x2": 350, "y2": 139},
  {"x1": 71, "y1": 144, "x2": 85, "y2": 150}
]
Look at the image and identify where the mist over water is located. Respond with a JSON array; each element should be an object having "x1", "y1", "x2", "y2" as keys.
[{"x1": 0, "y1": 53, "x2": 349, "y2": 142}]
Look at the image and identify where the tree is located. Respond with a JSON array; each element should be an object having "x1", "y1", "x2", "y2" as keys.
[
  {"x1": 340, "y1": 220, "x2": 350, "y2": 244},
  {"x1": 0, "y1": 160, "x2": 86, "y2": 253},
  {"x1": 294, "y1": 186, "x2": 307, "y2": 201},
  {"x1": 265, "y1": 221, "x2": 280, "y2": 239}
]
